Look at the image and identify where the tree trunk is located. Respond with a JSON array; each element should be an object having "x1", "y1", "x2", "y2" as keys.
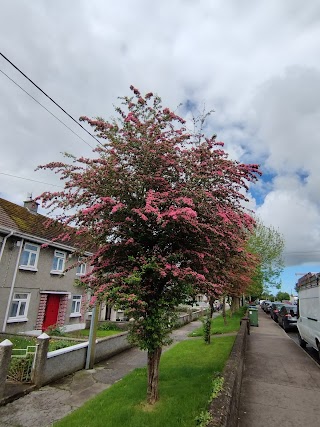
[
  {"x1": 222, "y1": 296, "x2": 227, "y2": 325},
  {"x1": 147, "y1": 347, "x2": 162, "y2": 404},
  {"x1": 209, "y1": 296, "x2": 215, "y2": 318},
  {"x1": 231, "y1": 296, "x2": 240, "y2": 314}
]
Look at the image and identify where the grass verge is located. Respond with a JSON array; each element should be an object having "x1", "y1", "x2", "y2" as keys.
[
  {"x1": 190, "y1": 307, "x2": 247, "y2": 337},
  {"x1": 54, "y1": 336, "x2": 235, "y2": 427}
]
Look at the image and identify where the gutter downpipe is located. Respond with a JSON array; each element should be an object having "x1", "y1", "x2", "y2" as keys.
[
  {"x1": 0, "y1": 230, "x2": 14, "y2": 264},
  {"x1": 2, "y1": 238, "x2": 24, "y2": 332}
]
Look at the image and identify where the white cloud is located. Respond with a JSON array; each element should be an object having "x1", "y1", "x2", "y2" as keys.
[{"x1": 1, "y1": 0, "x2": 320, "y2": 271}]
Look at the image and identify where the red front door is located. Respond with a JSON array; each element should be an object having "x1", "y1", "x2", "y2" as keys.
[{"x1": 42, "y1": 294, "x2": 60, "y2": 331}]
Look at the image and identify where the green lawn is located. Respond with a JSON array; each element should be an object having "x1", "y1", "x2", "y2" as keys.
[
  {"x1": 54, "y1": 336, "x2": 235, "y2": 427},
  {"x1": 190, "y1": 307, "x2": 247, "y2": 337},
  {"x1": 0, "y1": 334, "x2": 80, "y2": 352},
  {"x1": 66, "y1": 329, "x2": 122, "y2": 339},
  {"x1": 1, "y1": 335, "x2": 36, "y2": 349}
]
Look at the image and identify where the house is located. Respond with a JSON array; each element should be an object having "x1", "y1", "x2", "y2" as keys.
[{"x1": 0, "y1": 197, "x2": 91, "y2": 335}]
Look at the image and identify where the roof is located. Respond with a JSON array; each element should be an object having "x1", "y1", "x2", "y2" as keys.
[{"x1": 0, "y1": 197, "x2": 85, "y2": 250}]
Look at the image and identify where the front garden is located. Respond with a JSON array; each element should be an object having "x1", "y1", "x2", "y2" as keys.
[{"x1": 54, "y1": 307, "x2": 246, "y2": 427}]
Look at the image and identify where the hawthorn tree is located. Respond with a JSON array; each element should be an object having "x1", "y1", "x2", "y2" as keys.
[{"x1": 38, "y1": 87, "x2": 260, "y2": 404}]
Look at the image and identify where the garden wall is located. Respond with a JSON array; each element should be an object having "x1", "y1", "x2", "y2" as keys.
[
  {"x1": 36, "y1": 309, "x2": 205, "y2": 387},
  {"x1": 1, "y1": 308, "x2": 206, "y2": 396},
  {"x1": 207, "y1": 317, "x2": 249, "y2": 427},
  {"x1": 42, "y1": 332, "x2": 132, "y2": 384}
]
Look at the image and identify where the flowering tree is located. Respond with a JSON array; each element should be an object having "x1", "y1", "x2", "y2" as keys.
[{"x1": 38, "y1": 87, "x2": 260, "y2": 404}]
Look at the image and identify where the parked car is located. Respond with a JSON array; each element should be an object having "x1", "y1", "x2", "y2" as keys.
[
  {"x1": 263, "y1": 301, "x2": 273, "y2": 313},
  {"x1": 269, "y1": 302, "x2": 284, "y2": 322},
  {"x1": 261, "y1": 300, "x2": 271, "y2": 312},
  {"x1": 278, "y1": 305, "x2": 298, "y2": 331}
]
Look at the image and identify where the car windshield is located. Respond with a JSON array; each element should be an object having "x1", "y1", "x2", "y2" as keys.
[
  {"x1": 274, "y1": 303, "x2": 283, "y2": 308},
  {"x1": 283, "y1": 306, "x2": 297, "y2": 315}
]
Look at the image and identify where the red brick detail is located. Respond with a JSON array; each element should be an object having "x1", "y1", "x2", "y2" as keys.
[
  {"x1": 56, "y1": 295, "x2": 68, "y2": 327},
  {"x1": 35, "y1": 294, "x2": 48, "y2": 329},
  {"x1": 80, "y1": 292, "x2": 87, "y2": 322}
]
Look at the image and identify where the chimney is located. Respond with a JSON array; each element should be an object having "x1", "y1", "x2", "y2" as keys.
[{"x1": 24, "y1": 194, "x2": 39, "y2": 214}]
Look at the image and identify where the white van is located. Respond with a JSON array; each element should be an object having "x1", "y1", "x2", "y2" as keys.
[{"x1": 297, "y1": 273, "x2": 320, "y2": 358}]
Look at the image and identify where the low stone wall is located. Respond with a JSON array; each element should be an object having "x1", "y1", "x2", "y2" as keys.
[
  {"x1": 1, "y1": 309, "x2": 206, "y2": 395},
  {"x1": 41, "y1": 332, "x2": 131, "y2": 385},
  {"x1": 176, "y1": 308, "x2": 206, "y2": 326},
  {"x1": 208, "y1": 317, "x2": 249, "y2": 427},
  {"x1": 34, "y1": 310, "x2": 205, "y2": 387},
  {"x1": 94, "y1": 332, "x2": 131, "y2": 363}
]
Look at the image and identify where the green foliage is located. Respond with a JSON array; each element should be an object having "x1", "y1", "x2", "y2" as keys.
[
  {"x1": 45, "y1": 324, "x2": 66, "y2": 336},
  {"x1": 276, "y1": 291, "x2": 291, "y2": 301},
  {"x1": 195, "y1": 411, "x2": 212, "y2": 427},
  {"x1": 98, "y1": 321, "x2": 122, "y2": 331},
  {"x1": 210, "y1": 375, "x2": 224, "y2": 400},
  {"x1": 66, "y1": 329, "x2": 123, "y2": 338},
  {"x1": 203, "y1": 312, "x2": 212, "y2": 344},
  {"x1": 194, "y1": 373, "x2": 224, "y2": 425},
  {"x1": 48, "y1": 339, "x2": 79, "y2": 351},
  {"x1": 1, "y1": 335, "x2": 36, "y2": 349},
  {"x1": 247, "y1": 217, "x2": 285, "y2": 294},
  {"x1": 8, "y1": 355, "x2": 34, "y2": 382},
  {"x1": 54, "y1": 337, "x2": 235, "y2": 427}
]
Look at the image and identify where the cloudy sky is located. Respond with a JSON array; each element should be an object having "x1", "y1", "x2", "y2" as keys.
[{"x1": 1, "y1": 0, "x2": 320, "y2": 295}]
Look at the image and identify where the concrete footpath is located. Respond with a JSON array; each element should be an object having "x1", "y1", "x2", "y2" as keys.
[
  {"x1": 238, "y1": 307, "x2": 320, "y2": 427},
  {"x1": 0, "y1": 318, "x2": 207, "y2": 427}
]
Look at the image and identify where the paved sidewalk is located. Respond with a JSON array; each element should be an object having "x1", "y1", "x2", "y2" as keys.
[
  {"x1": 0, "y1": 318, "x2": 208, "y2": 427},
  {"x1": 238, "y1": 307, "x2": 320, "y2": 427}
]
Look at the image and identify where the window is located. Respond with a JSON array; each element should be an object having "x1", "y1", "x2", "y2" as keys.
[
  {"x1": 8, "y1": 293, "x2": 30, "y2": 322},
  {"x1": 20, "y1": 243, "x2": 40, "y2": 271},
  {"x1": 70, "y1": 295, "x2": 82, "y2": 316},
  {"x1": 76, "y1": 258, "x2": 86, "y2": 276},
  {"x1": 51, "y1": 250, "x2": 66, "y2": 274}
]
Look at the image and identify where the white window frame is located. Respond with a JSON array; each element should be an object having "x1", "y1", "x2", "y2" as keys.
[
  {"x1": 7, "y1": 292, "x2": 31, "y2": 323},
  {"x1": 70, "y1": 295, "x2": 82, "y2": 317},
  {"x1": 19, "y1": 243, "x2": 40, "y2": 271},
  {"x1": 51, "y1": 250, "x2": 66, "y2": 274},
  {"x1": 76, "y1": 258, "x2": 87, "y2": 276}
]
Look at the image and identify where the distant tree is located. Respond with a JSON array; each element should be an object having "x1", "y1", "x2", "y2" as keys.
[
  {"x1": 246, "y1": 218, "x2": 285, "y2": 295},
  {"x1": 38, "y1": 87, "x2": 260, "y2": 404},
  {"x1": 276, "y1": 291, "x2": 290, "y2": 302}
]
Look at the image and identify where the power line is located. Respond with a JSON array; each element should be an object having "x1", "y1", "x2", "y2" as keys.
[
  {"x1": 0, "y1": 172, "x2": 64, "y2": 188},
  {"x1": 0, "y1": 67, "x2": 93, "y2": 149},
  {"x1": 0, "y1": 51, "x2": 102, "y2": 147}
]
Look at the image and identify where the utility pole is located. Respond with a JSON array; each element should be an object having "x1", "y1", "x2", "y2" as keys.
[{"x1": 85, "y1": 303, "x2": 99, "y2": 370}]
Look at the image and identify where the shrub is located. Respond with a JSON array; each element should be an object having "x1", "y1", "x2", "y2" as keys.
[
  {"x1": 98, "y1": 321, "x2": 122, "y2": 331},
  {"x1": 8, "y1": 355, "x2": 34, "y2": 383},
  {"x1": 45, "y1": 324, "x2": 66, "y2": 336}
]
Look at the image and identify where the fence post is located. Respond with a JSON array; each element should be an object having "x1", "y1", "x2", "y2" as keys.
[
  {"x1": 31, "y1": 333, "x2": 50, "y2": 387},
  {"x1": 0, "y1": 339, "x2": 13, "y2": 399}
]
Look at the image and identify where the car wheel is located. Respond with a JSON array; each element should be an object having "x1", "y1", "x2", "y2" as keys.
[{"x1": 298, "y1": 333, "x2": 307, "y2": 348}]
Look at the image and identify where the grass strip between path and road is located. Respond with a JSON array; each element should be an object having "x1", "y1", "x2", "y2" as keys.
[
  {"x1": 190, "y1": 307, "x2": 247, "y2": 337},
  {"x1": 54, "y1": 335, "x2": 235, "y2": 427}
]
